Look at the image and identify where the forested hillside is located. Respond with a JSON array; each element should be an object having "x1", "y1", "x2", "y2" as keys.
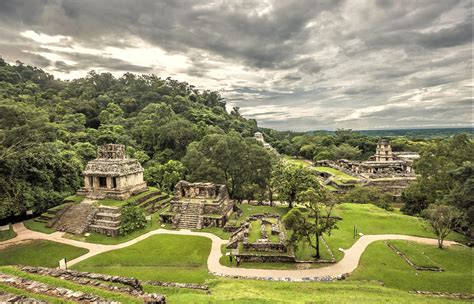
[{"x1": 0, "y1": 59, "x2": 271, "y2": 220}]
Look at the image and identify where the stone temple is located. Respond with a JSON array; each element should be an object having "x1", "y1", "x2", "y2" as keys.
[
  {"x1": 316, "y1": 139, "x2": 419, "y2": 196},
  {"x1": 160, "y1": 181, "x2": 234, "y2": 229},
  {"x1": 77, "y1": 144, "x2": 147, "y2": 200}
]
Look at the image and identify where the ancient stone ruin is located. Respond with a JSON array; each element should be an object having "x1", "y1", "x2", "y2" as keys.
[
  {"x1": 160, "y1": 181, "x2": 234, "y2": 229},
  {"x1": 77, "y1": 144, "x2": 147, "y2": 200},
  {"x1": 254, "y1": 131, "x2": 278, "y2": 154},
  {"x1": 49, "y1": 144, "x2": 150, "y2": 237},
  {"x1": 316, "y1": 138, "x2": 419, "y2": 196},
  {"x1": 226, "y1": 214, "x2": 294, "y2": 262}
]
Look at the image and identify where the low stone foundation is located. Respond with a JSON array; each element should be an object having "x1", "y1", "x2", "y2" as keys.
[
  {"x1": 386, "y1": 242, "x2": 443, "y2": 271},
  {"x1": 143, "y1": 280, "x2": 209, "y2": 291},
  {"x1": 210, "y1": 271, "x2": 348, "y2": 282},
  {"x1": 20, "y1": 266, "x2": 166, "y2": 303},
  {"x1": 236, "y1": 254, "x2": 296, "y2": 263},
  {"x1": 0, "y1": 291, "x2": 44, "y2": 303},
  {"x1": 0, "y1": 272, "x2": 109, "y2": 303},
  {"x1": 410, "y1": 290, "x2": 474, "y2": 300}
]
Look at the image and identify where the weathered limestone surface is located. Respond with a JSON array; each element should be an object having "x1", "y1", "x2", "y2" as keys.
[
  {"x1": 77, "y1": 144, "x2": 147, "y2": 200},
  {"x1": 227, "y1": 214, "x2": 296, "y2": 262},
  {"x1": 316, "y1": 139, "x2": 419, "y2": 196},
  {"x1": 50, "y1": 203, "x2": 97, "y2": 235},
  {"x1": 0, "y1": 272, "x2": 109, "y2": 303},
  {"x1": 20, "y1": 266, "x2": 166, "y2": 303},
  {"x1": 0, "y1": 290, "x2": 45, "y2": 303},
  {"x1": 161, "y1": 181, "x2": 234, "y2": 229}
]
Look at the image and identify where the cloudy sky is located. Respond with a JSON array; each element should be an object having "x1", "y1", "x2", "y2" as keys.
[{"x1": 0, "y1": 0, "x2": 472, "y2": 131}]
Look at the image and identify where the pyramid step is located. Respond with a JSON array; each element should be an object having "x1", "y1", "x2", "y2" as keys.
[{"x1": 92, "y1": 219, "x2": 120, "y2": 227}]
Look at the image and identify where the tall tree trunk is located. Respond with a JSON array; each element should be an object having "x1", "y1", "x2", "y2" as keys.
[
  {"x1": 268, "y1": 185, "x2": 273, "y2": 206},
  {"x1": 315, "y1": 234, "x2": 321, "y2": 259},
  {"x1": 438, "y1": 236, "x2": 443, "y2": 249}
]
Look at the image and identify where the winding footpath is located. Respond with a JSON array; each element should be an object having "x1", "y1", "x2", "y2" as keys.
[{"x1": 2, "y1": 222, "x2": 457, "y2": 282}]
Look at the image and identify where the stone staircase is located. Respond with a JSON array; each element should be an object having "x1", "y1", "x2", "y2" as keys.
[
  {"x1": 89, "y1": 206, "x2": 121, "y2": 237},
  {"x1": 177, "y1": 203, "x2": 203, "y2": 229},
  {"x1": 51, "y1": 203, "x2": 97, "y2": 235}
]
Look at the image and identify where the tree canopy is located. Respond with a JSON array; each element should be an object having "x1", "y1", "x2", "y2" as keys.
[{"x1": 0, "y1": 60, "x2": 260, "y2": 221}]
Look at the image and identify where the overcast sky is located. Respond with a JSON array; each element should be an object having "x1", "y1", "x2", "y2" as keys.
[{"x1": 0, "y1": 0, "x2": 472, "y2": 131}]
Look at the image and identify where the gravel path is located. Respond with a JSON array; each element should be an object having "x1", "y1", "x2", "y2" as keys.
[{"x1": 3, "y1": 222, "x2": 457, "y2": 281}]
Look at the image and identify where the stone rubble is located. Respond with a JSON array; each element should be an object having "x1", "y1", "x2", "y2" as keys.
[
  {"x1": 143, "y1": 280, "x2": 209, "y2": 291},
  {"x1": 20, "y1": 266, "x2": 166, "y2": 303},
  {"x1": 411, "y1": 290, "x2": 474, "y2": 300},
  {"x1": 0, "y1": 272, "x2": 111, "y2": 303},
  {"x1": 0, "y1": 290, "x2": 46, "y2": 303},
  {"x1": 209, "y1": 271, "x2": 348, "y2": 282}
]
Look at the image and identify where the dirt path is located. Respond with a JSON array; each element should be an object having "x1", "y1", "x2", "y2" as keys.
[{"x1": 3, "y1": 222, "x2": 458, "y2": 281}]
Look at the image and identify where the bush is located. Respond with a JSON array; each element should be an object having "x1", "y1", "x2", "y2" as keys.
[
  {"x1": 343, "y1": 186, "x2": 393, "y2": 211},
  {"x1": 119, "y1": 206, "x2": 146, "y2": 235}
]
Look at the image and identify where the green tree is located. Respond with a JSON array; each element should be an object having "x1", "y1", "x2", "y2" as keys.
[
  {"x1": 422, "y1": 204, "x2": 461, "y2": 248},
  {"x1": 343, "y1": 186, "x2": 393, "y2": 211},
  {"x1": 271, "y1": 161, "x2": 319, "y2": 208},
  {"x1": 283, "y1": 187, "x2": 338, "y2": 259},
  {"x1": 402, "y1": 135, "x2": 473, "y2": 218},
  {"x1": 182, "y1": 132, "x2": 272, "y2": 198},
  {"x1": 144, "y1": 160, "x2": 186, "y2": 192}
]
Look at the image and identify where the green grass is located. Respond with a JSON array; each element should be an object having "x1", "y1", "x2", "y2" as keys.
[
  {"x1": 73, "y1": 234, "x2": 213, "y2": 284},
  {"x1": 285, "y1": 156, "x2": 312, "y2": 167},
  {"x1": 23, "y1": 219, "x2": 55, "y2": 234},
  {"x1": 235, "y1": 203, "x2": 289, "y2": 225},
  {"x1": 350, "y1": 241, "x2": 474, "y2": 294},
  {"x1": 0, "y1": 225, "x2": 16, "y2": 241},
  {"x1": 388, "y1": 240, "x2": 441, "y2": 269},
  {"x1": 95, "y1": 186, "x2": 161, "y2": 207},
  {"x1": 0, "y1": 240, "x2": 88, "y2": 267},
  {"x1": 0, "y1": 266, "x2": 141, "y2": 303},
  {"x1": 192, "y1": 227, "x2": 230, "y2": 239},
  {"x1": 248, "y1": 220, "x2": 261, "y2": 243},
  {"x1": 315, "y1": 166, "x2": 359, "y2": 183},
  {"x1": 324, "y1": 203, "x2": 465, "y2": 261},
  {"x1": 63, "y1": 194, "x2": 85, "y2": 203},
  {"x1": 0, "y1": 283, "x2": 73, "y2": 304},
  {"x1": 147, "y1": 278, "x2": 470, "y2": 303}
]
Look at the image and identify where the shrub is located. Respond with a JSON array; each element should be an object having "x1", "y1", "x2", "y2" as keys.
[
  {"x1": 343, "y1": 186, "x2": 393, "y2": 211},
  {"x1": 119, "y1": 206, "x2": 146, "y2": 235}
]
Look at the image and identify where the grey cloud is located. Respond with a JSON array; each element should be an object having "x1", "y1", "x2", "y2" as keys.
[
  {"x1": 0, "y1": 0, "x2": 472, "y2": 131},
  {"x1": 417, "y1": 20, "x2": 473, "y2": 48}
]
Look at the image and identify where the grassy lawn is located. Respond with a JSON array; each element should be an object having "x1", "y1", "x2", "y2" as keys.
[
  {"x1": 324, "y1": 203, "x2": 465, "y2": 260},
  {"x1": 0, "y1": 225, "x2": 16, "y2": 241},
  {"x1": 95, "y1": 186, "x2": 161, "y2": 207},
  {"x1": 388, "y1": 240, "x2": 441, "y2": 269},
  {"x1": 0, "y1": 266, "x2": 141, "y2": 303},
  {"x1": 145, "y1": 278, "x2": 469, "y2": 303},
  {"x1": 23, "y1": 219, "x2": 55, "y2": 234},
  {"x1": 284, "y1": 156, "x2": 312, "y2": 167},
  {"x1": 73, "y1": 234, "x2": 213, "y2": 284},
  {"x1": 235, "y1": 203, "x2": 289, "y2": 225},
  {"x1": 350, "y1": 241, "x2": 473, "y2": 294},
  {"x1": 221, "y1": 203, "x2": 465, "y2": 268},
  {"x1": 315, "y1": 166, "x2": 359, "y2": 183},
  {"x1": 0, "y1": 240, "x2": 89, "y2": 267}
]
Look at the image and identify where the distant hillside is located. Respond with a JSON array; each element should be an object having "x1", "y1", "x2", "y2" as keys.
[
  {"x1": 295, "y1": 128, "x2": 472, "y2": 139},
  {"x1": 356, "y1": 127, "x2": 473, "y2": 139}
]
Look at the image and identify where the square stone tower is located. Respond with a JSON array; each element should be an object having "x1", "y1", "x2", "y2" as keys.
[
  {"x1": 375, "y1": 139, "x2": 393, "y2": 162},
  {"x1": 77, "y1": 144, "x2": 147, "y2": 200}
]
